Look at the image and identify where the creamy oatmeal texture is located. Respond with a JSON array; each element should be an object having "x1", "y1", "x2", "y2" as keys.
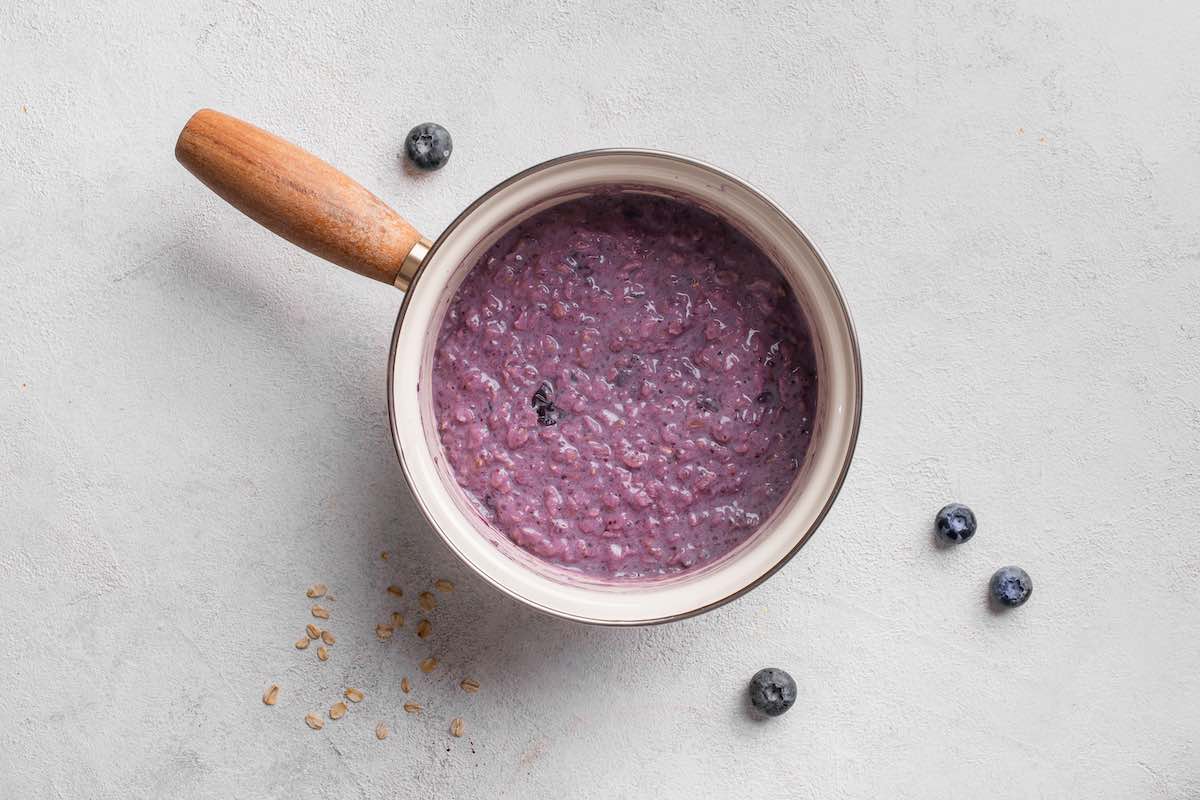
[{"x1": 433, "y1": 193, "x2": 818, "y2": 578}]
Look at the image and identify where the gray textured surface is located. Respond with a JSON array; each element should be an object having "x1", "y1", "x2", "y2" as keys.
[{"x1": 3, "y1": 1, "x2": 1199, "y2": 798}]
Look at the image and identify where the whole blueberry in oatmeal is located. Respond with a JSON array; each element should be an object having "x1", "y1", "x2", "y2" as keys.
[{"x1": 432, "y1": 193, "x2": 818, "y2": 578}]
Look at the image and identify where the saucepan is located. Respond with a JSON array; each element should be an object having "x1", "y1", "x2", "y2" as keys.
[{"x1": 175, "y1": 109, "x2": 861, "y2": 625}]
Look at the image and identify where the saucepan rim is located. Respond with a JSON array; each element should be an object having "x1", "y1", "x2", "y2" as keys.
[{"x1": 386, "y1": 148, "x2": 862, "y2": 625}]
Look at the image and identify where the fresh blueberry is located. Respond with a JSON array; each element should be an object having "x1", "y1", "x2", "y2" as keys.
[
  {"x1": 935, "y1": 503, "x2": 977, "y2": 544},
  {"x1": 748, "y1": 668, "x2": 796, "y2": 717},
  {"x1": 404, "y1": 123, "x2": 453, "y2": 171},
  {"x1": 531, "y1": 380, "x2": 560, "y2": 426},
  {"x1": 990, "y1": 566, "x2": 1033, "y2": 607}
]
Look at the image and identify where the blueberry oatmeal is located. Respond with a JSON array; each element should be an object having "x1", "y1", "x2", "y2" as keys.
[{"x1": 432, "y1": 193, "x2": 818, "y2": 578}]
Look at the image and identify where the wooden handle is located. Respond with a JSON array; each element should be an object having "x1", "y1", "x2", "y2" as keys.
[{"x1": 175, "y1": 108, "x2": 428, "y2": 288}]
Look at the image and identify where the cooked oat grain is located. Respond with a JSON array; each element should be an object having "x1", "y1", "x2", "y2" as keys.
[
  {"x1": 321, "y1": 630, "x2": 336, "y2": 645},
  {"x1": 434, "y1": 579, "x2": 455, "y2": 592},
  {"x1": 262, "y1": 684, "x2": 280, "y2": 705},
  {"x1": 386, "y1": 585, "x2": 403, "y2": 597},
  {"x1": 329, "y1": 701, "x2": 347, "y2": 720},
  {"x1": 344, "y1": 687, "x2": 364, "y2": 703},
  {"x1": 450, "y1": 718, "x2": 464, "y2": 737},
  {"x1": 403, "y1": 702, "x2": 421, "y2": 714},
  {"x1": 376, "y1": 624, "x2": 394, "y2": 640},
  {"x1": 460, "y1": 678, "x2": 480, "y2": 693},
  {"x1": 401, "y1": 676, "x2": 411, "y2": 693},
  {"x1": 305, "y1": 713, "x2": 324, "y2": 730},
  {"x1": 295, "y1": 636, "x2": 310, "y2": 650},
  {"x1": 418, "y1": 592, "x2": 436, "y2": 611},
  {"x1": 416, "y1": 619, "x2": 432, "y2": 639},
  {"x1": 419, "y1": 657, "x2": 438, "y2": 673},
  {"x1": 375, "y1": 722, "x2": 389, "y2": 740},
  {"x1": 317, "y1": 646, "x2": 330, "y2": 661},
  {"x1": 306, "y1": 623, "x2": 321, "y2": 639},
  {"x1": 311, "y1": 605, "x2": 330, "y2": 619},
  {"x1": 306, "y1": 583, "x2": 327, "y2": 598}
]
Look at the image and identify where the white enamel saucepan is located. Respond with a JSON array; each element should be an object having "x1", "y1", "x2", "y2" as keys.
[{"x1": 175, "y1": 109, "x2": 861, "y2": 625}]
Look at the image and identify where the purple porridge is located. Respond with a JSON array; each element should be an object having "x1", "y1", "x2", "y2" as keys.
[{"x1": 432, "y1": 192, "x2": 818, "y2": 578}]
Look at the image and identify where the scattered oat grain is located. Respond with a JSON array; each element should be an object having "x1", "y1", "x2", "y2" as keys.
[
  {"x1": 344, "y1": 687, "x2": 364, "y2": 703},
  {"x1": 311, "y1": 605, "x2": 330, "y2": 619},
  {"x1": 419, "y1": 657, "x2": 438, "y2": 673},
  {"x1": 419, "y1": 592, "x2": 437, "y2": 611},
  {"x1": 386, "y1": 585, "x2": 403, "y2": 597},
  {"x1": 321, "y1": 630, "x2": 336, "y2": 645},
  {"x1": 416, "y1": 619, "x2": 432, "y2": 639},
  {"x1": 401, "y1": 676, "x2": 411, "y2": 693},
  {"x1": 391, "y1": 611, "x2": 405, "y2": 627},
  {"x1": 295, "y1": 636, "x2": 310, "y2": 650},
  {"x1": 262, "y1": 684, "x2": 280, "y2": 705},
  {"x1": 460, "y1": 678, "x2": 480, "y2": 694},
  {"x1": 306, "y1": 623, "x2": 321, "y2": 639},
  {"x1": 434, "y1": 579, "x2": 455, "y2": 592},
  {"x1": 305, "y1": 713, "x2": 324, "y2": 730},
  {"x1": 329, "y1": 701, "x2": 347, "y2": 720},
  {"x1": 450, "y1": 718, "x2": 464, "y2": 737},
  {"x1": 403, "y1": 702, "x2": 421, "y2": 714},
  {"x1": 375, "y1": 722, "x2": 389, "y2": 740},
  {"x1": 306, "y1": 583, "x2": 327, "y2": 598},
  {"x1": 317, "y1": 646, "x2": 330, "y2": 661},
  {"x1": 376, "y1": 624, "x2": 394, "y2": 640}
]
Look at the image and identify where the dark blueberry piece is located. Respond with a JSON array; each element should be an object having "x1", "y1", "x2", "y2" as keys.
[
  {"x1": 748, "y1": 668, "x2": 796, "y2": 717},
  {"x1": 990, "y1": 566, "x2": 1033, "y2": 607},
  {"x1": 935, "y1": 503, "x2": 977, "y2": 544},
  {"x1": 531, "y1": 380, "x2": 560, "y2": 426},
  {"x1": 756, "y1": 389, "x2": 774, "y2": 404},
  {"x1": 404, "y1": 123, "x2": 453, "y2": 171},
  {"x1": 695, "y1": 396, "x2": 719, "y2": 413}
]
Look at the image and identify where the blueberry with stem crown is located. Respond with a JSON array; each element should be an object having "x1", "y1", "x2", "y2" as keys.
[
  {"x1": 405, "y1": 123, "x2": 453, "y2": 171},
  {"x1": 936, "y1": 503, "x2": 977, "y2": 544},
  {"x1": 748, "y1": 668, "x2": 797, "y2": 717},
  {"x1": 990, "y1": 566, "x2": 1033, "y2": 607}
]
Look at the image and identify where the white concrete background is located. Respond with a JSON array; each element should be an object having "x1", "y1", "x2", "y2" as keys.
[{"x1": 2, "y1": 1, "x2": 1198, "y2": 797}]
